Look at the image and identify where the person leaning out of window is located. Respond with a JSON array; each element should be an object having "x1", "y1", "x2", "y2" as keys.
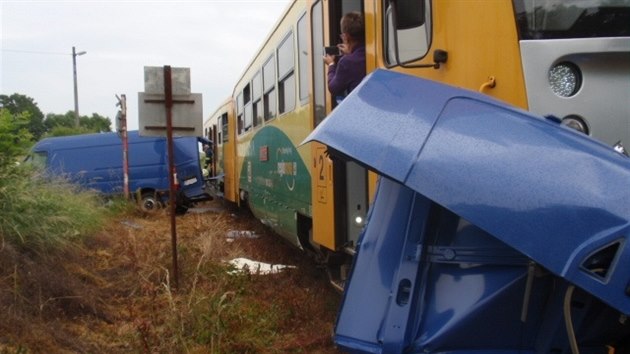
[{"x1": 323, "y1": 11, "x2": 366, "y2": 104}]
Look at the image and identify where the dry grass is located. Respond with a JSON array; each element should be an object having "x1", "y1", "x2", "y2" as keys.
[{"x1": 0, "y1": 201, "x2": 342, "y2": 353}]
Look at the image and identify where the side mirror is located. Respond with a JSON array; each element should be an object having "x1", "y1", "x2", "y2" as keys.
[{"x1": 391, "y1": 0, "x2": 425, "y2": 29}]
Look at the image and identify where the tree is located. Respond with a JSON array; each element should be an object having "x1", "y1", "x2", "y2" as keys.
[
  {"x1": 44, "y1": 111, "x2": 75, "y2": 131},
  {"x1": 0, "y1": 109, "x2": 32, "y2": 168},
  {"x1": 44, "y1": 111, "x2": 112, "y2": 136},
  {"x1": 0, "y1": 93, "x2": 46, "y2": 140},
  {"x1": 81, "y1": 113, "x2": 112, "y2": 132},
  {"x1": 0, "y1": 94, "x2": 112, "y2": 139}
]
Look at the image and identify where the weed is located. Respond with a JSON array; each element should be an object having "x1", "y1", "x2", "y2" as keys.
[
  {"x1": 0, "y1": 165, "x2": 111, "y2": 252},
  {"x1": 0, "y1": 192, "x2": 341, "y2": 352}
]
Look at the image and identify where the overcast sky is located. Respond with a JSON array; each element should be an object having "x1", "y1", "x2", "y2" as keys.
[{"x1": 1, "y1": 0, "x2": 291, "y2": 131}]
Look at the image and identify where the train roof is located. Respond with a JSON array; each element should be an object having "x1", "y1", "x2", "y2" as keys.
[{"x1": 304, "y1": 69, "x2": 630, "y2": 314}]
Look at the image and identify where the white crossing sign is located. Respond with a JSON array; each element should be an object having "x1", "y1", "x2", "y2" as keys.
[{"x1": 138, "y1": 66, "x2": 203, "y2": 137}]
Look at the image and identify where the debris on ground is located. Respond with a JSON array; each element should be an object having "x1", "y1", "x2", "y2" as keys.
[
  {"x1": 226, "y1": 229, "x2": 259, "y2": 241},
  {"x1": 120, "y1": 220, "x2": 142, "y2": 229},
  {"x1": 226, "y1": 257, "x2": 297, "y2": 275}
]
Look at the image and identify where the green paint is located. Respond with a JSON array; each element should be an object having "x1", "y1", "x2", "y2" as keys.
[{"x1": 240, "y1": 126, "x2": 311, "y2": 245}]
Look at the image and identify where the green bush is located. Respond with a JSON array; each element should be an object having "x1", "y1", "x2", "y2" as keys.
[
  {"x1": 0, "y1": 109, "x2": 32, "y2": 168},
  {"x1": 0, "y1": 108, "x2": 115, "y2": 252},
  {"x1": 0, "y1": 165, "x2": 107, "y2": 251}
]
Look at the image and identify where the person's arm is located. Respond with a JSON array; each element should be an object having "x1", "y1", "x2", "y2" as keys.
[{"x1": 327, "y1": 58, "x2": 349, "y2": 96}]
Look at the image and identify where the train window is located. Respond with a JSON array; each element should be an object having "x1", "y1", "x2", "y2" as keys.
[
  {"x1": 237, "y1": 117, "x2": 243, "y2": 135},
  {"x1": 279, "y1": 75, "x2": 296, "y2": 114},
  {"x1": 263, "y1": 55, "x2": 275, "y2": 92},
  {"x1": 252, "y1": 71, "x2": 263, "y2": 128},
  {"x1": 243, "y1": 83, "x2": 253, "y2": 132},
  {"x1": 221, "y1": 113, "x2": 228, "y2": 143},
  {"x1": 243, "y1": 84, "x2": 251, "y2": 105},
  {"x1": 383, "y1": 0, "x2": 431, "y2": 65},
  {"x1": 263, "y1": 55, "x2": 276, "y2": 121},
  {"x1": 278, "y1": 32, "x2": 294, "y2": 78},
  {"x1": 264, "y1": 90, "x2": 276, "y2": 121},
  {"x1": 297, "y1": 12, "x2": 309, "y2": 103},
  {"x1": 311, "y1": 0, "x2": 326, "y2": 126},
  {"x1": 278, "y1": 31, "x2": 296, "y2": 114},
  {"x1": 244, "y1": 101, "x2": 253, "y2": 132},
  {"x1": 252, "y1": 71, "x2": 262, "y2": 101},
  {"x1": 513, "y1": 0, "x2": 630, "y2": 39},
  {"x1": 237, "y1": 92, "x2": 244, "y2": 135},
  {"x1": 253, "y1": 100, "x2": 263, "y2": 127},
  {"x1": 237, "y1": 92, "x2": 243, "y2": 115}
]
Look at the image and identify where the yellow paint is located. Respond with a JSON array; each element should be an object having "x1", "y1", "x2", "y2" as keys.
[
  {"x1": 206, "y1": 0, "x2": 531, "y2": 253},
  {"x1": 311, "y1": 141, "x2": 336, "y2": 250},
  {"x1": 207, "y1": 99, "x2": 239, "y2": 204},
  {"x1": 368, "y1": 0, "x2": 528, "y2": 109}
]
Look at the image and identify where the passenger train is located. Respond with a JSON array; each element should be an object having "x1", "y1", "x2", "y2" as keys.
[{"x1": 204, "y1": 1, "x2": 630, "y2": 352}]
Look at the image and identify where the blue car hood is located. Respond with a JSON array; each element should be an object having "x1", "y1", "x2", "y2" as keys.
[{"x1": 304, "y1": 69, "x2": 630, "y2": 314}]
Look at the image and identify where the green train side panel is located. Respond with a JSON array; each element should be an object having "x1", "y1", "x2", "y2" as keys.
[{"x1": 240, "y1": 126, "x2": 311, "y2": 246}]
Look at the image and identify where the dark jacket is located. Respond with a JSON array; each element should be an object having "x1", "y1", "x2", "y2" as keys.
[{"x1": 327, "y1": 45, "x2": 366, "y2": 97}]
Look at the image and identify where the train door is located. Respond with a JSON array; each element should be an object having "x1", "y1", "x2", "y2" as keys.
[
  {"x1": 215, "y1": 105, "x2": 238, "y2": 204},
  {"x1": 310, "y1": 0, "x2": 367, "y2": 287},
  {"x1": 210, "y1": 124, "x2": 217, "y2": 178},
  {"x1": 310, "y1": 0, "x2": 335, "y2": 251}
]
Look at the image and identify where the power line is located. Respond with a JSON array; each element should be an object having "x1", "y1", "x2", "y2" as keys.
[{"x1": 1, "y1": 49, "x2": 69, "y2": 56}]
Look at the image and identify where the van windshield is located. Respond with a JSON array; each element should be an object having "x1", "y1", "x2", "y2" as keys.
[
  {"x1": 23, "y1": 151, "x2": 47, "y2": 169},
  {"x1": 513, "y1": 0, "x2": 630, "y2": 39}
]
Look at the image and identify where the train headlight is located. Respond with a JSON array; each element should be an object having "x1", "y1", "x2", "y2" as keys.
[
  {"x1": 549, "y1": 62, "x2": 581, "y2": 97},
  {"x1": 561, "y1": 115, "x2": 589, "y2": 135}
]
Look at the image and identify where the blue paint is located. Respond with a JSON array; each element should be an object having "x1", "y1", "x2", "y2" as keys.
[{"x1": 305, "y1": 69, "x2": 630, "y2": 353}]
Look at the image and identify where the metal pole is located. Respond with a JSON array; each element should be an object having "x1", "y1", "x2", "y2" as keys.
[
  {"x1": 72, "y1": 47, "x2": 79, "y2": 127},
  {"x1": 120, "y1": 94, "x2": 130, "y2": 199},
  {"x1": 72, "y1": 46, "x2": 86, "y2": 128},
  {"x1": 164, "y1": 65, "x2": 179, "y2": 290}
]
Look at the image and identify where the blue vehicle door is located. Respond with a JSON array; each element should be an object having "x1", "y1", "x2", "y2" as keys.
[{"x1": 304, "y1": 70, "x2": 630, "y2": 353}]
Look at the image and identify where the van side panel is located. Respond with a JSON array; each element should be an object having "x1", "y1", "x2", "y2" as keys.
[{"x1": 32, "y1": 131, "x2": 207, "y2": 201}]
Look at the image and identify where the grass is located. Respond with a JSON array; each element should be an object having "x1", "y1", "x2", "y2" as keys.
[
  {"x1": 0, "y1": 165, "x2": 107, "y2": 251},
  {"x1": 0, "y1": 162, "x2": 341, "y2": 353},
  {"x1": 2, "y1": 116, "x2": 345, "y2": 352},
  {"x1": 101, "y1": 209, "x2": 340, "y2": 353}
]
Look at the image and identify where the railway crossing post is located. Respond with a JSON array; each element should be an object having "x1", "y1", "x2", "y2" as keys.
[{"x1": 138, "y1": 66, "x2": 203, "y2": 290}]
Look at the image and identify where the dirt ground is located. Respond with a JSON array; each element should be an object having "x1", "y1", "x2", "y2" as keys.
[{"x1": 0, "y1": 200, "x2": 345, "y2": 353}]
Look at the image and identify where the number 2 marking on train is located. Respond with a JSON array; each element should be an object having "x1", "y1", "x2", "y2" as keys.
[
  {"x1": 315, "y1": 148, "x2": 327, "y2": 187},
  {"x1": 318, "y1": 155, "x2": 325, "y2": 181}
]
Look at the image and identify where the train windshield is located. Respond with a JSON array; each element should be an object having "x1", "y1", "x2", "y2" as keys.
[{"x1": 513, "y1": 0, "x2": 630, "y2": 39}]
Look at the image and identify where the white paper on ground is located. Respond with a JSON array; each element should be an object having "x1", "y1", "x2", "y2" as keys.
[{"x1": 226, "y1": 257, "x2": 296, "y2": 275}]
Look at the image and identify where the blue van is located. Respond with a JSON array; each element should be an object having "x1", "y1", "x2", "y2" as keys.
[{"x1": 28, "y1": 131, "x2": 211, "y2": 212}]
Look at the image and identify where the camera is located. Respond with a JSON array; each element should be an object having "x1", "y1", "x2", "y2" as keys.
[{"x1": 324, "y1": 46, "x2": 340, "y2": 56}]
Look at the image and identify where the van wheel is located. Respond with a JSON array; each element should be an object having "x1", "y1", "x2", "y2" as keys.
[{"x1": 139, "y1": 192, "x2": 161, "y2": 212}]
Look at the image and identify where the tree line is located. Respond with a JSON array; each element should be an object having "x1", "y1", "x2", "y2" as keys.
[{"x1": 0, "y1": 93, "x2": 112, "y2": 142}]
